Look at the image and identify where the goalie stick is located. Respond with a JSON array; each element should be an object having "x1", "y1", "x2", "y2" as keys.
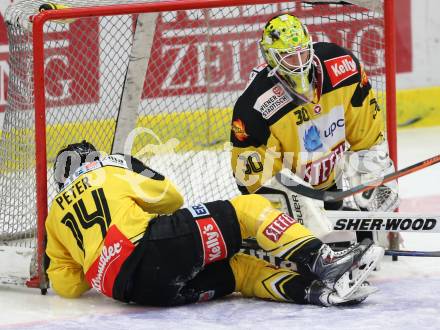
[{"x1": 276, "y1": 154, "x2": 440, "y2": 202}]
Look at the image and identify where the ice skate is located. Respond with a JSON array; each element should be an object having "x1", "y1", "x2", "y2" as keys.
[
  {"x1": 308, "y1": 238, "x2": 384, "y2": 298},
  {"x1": 306, "y1": 280, "x2": 378, "y2": 307}
]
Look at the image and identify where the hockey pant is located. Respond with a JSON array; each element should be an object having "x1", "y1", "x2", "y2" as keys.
[{"x1": 113, "y1": 196, "x2": 322, "y2": 306}]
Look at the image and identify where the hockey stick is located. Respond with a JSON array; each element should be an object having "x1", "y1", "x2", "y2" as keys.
[
  {"x1": 385, "y1": 250, "x2": 440, "y2": 257},
  {"x1": 241, "y1": 239, "x2": 440, "y2": 261},
  {"x1": 276, "y1": 154, "x2": 440, "y2": 202}
]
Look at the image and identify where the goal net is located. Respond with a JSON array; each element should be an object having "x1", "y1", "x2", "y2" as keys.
[{"x1": 0, "y1": 0, "x2": 391, "y2": 290}]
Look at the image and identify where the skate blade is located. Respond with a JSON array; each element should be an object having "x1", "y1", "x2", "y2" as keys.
[
  {"x1": 333, "y1": 246, "x2": 384, "y2": 298},
  {"x1": 331, "y1": 285, "x2": 379, "y2": 306},
  {"x1": 346, "y1": 284, "x2": 378, "y2": 301}
]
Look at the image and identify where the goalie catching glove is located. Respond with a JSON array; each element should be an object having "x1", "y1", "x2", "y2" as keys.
[{"x1": 342, "y1": 140, "x2": 399, "y2": 212}]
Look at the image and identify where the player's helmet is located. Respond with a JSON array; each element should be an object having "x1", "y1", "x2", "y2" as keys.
[
  {"x1": 53, "y1": 140, "x2": 100, "y2": 191},
  {"x1": 260, "y1": 14, "x2": 315, "y2": 101}
]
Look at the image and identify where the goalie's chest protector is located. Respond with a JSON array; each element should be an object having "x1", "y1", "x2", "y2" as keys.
[{"x1": 236, "y1": 42, "x2": 364, "y2": 189}]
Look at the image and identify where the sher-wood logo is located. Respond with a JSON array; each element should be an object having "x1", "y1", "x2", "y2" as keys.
[{"x1": 334, "y1": 217, "x2": 438, "y2": 232}]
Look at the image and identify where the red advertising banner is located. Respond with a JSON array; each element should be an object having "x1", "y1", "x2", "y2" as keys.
[
  {"x1": 143, "y1": 5, "x2": 394, "y2": 98},
  {"x1": 0, "y1": 1, "x2": 412, "y2": 113}
]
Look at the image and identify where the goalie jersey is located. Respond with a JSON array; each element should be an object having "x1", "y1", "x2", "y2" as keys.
[
  {"x1": 45, "y1": 154, "x2": 184, "y2": 298},
  {"x1": 230, "y1": 42, "x2": 385, "y2": 193}
]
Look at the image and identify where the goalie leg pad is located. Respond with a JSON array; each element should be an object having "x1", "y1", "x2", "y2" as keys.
[{"x1": 257, "y1": 170, "x2": 333, "y2": 239}]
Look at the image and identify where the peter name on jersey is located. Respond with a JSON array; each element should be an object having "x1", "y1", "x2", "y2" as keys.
[{"x1": 55, "y1": 176, "x2": 92, "y2": 210}]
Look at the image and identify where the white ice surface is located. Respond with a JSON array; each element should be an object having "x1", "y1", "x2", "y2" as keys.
[{"x1": 1, "y1": 126, "x2": 440, "y2": 330}]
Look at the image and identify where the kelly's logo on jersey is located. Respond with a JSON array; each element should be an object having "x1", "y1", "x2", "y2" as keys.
[
  {"x1": 324, "y1": 55, "x2": 358, "y2": 87},
  {"x1": 231, "y1": 119, "x2": 249, "y2": 141},
  {"x1": 195, "y1": 217, "x2": 227, "y2": 266}
]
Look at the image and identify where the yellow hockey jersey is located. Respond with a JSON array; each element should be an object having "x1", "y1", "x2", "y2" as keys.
[
  {"x1": 45, "y1": 154, "x2": 184, "y2": 298},
  {"x1": 231, "y1": 42, "x2": 384, "y2": 193}
]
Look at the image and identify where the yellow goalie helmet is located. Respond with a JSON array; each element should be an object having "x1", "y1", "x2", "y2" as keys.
[{"x1": 260, "y1": 14, "x2": 314, "y2": 100}]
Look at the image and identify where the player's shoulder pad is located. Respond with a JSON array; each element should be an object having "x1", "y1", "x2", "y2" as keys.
[
  {"x1": 232, "y1": 66, "x2": 287, "y2": 147},
  {"x1": 314, "y1": 42, "x2": 361, "y2": 92},
  {"x1": 234, "y1": 65, "x2": 297, "y2": 122},
  {"x1": 101, "y1": 154, "x2": 128, "y2": 168},
  {"x1": 113, "y1": 153, "x2": 165, "y2": 181},
  {"x1": 246, "y1": 63, "x2": 268, "y2": 86}
]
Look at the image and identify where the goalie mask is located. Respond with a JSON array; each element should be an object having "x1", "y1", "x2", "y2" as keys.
[
  {"x1": 53, "y1": 140, "x2": 100, "y2": 191},
  {"x1": 260, "y1": 14, "x2": 315, "y2": 102}
]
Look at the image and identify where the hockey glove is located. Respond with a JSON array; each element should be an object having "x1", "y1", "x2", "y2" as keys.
[{"x1": 342, "y1": 140, "x2": 399, "y2": 212}]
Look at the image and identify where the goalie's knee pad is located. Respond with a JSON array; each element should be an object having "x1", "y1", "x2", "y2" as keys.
[
  {"x1": 256, "y1": 170, "x2": 358, "y2": 245},
  {"x1": 256, "y1": 169, "x2": 333, "y2": 239}
]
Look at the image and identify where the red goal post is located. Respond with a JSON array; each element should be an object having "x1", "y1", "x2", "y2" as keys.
[{"x1": 0, "y1": 0, "x2": 396, "y2": 292}]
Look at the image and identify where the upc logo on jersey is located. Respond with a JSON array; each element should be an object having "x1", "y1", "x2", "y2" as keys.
[
  {"x1": 189, "y1": 203, "x2": 210, "y2": 218},
  {"x1": 254, "y1": 83, "x2": 292, "y2": 119},
  {"x1": 324, "y1": 55, "x2": 358, "y2": 87},
  {"x1": 324, "y1": 119, "x2": 345, "y2": 138},
  {"x1": 263, "y1": 213, "x2": 298, "y2": 242},
  {"x1": 195, "y1": 217, "x2": 227, "y2": 266}
]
